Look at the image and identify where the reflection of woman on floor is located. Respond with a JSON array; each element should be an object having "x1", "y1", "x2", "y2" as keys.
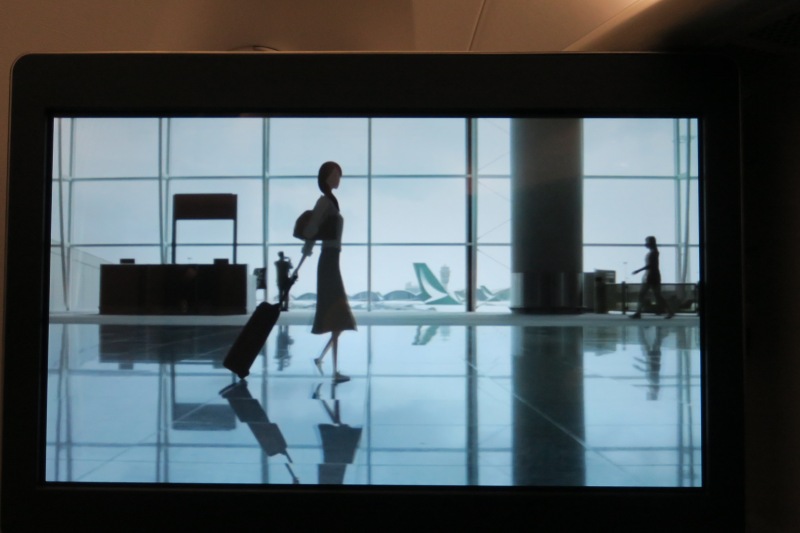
[
  {"x1": 312, "y1": 382, "x2": 363, "y2": 485},
  {"x1": 630, "y1": 235, "x2": 674, "y2": 319},
  {"x1": 302, "y1": 161, "x2": 357, "y2": 383},
  {"x1": 635, "y1": 326, "x2": 665, "y2": 401}
]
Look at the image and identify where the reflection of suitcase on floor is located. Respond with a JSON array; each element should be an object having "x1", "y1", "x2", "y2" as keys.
[
  {"x1": 221, "y1": 381, "x2": 290, "y2": 459},
  {"x1": 223, "y1": 302, "x2": 281, "y2": 378}
]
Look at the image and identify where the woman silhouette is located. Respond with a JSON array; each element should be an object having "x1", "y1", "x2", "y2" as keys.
[{"x1": 302, "y1": 162, "x2": 357, "y2": 383}]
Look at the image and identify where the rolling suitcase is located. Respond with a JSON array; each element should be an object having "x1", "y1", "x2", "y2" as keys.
[
  {"x1": 223, "y1": 301, "x2": 281, "y2": 378},
  {"x1": 222, "y1": 255, "x2": 306, "y2": 379}
]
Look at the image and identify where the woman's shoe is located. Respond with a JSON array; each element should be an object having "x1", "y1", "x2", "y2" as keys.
[
  {"x1": 314, "y1": 358, "x2": 324, "y2": 375},
  {"x1": 333, "y1": 372, "x2": 350, "y2": 384}
]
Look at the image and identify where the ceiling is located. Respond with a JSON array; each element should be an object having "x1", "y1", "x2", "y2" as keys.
[{"x1": 1, "y1": 0, "x2": 799, "y2": 56}]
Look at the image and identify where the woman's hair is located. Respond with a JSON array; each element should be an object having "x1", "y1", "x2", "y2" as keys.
[
  {"x1": 317, "y1": 161, "x2": 341, "y2": 210},
  {"x1": 646, "y1": 236, "x2": 657, "y2": 247}
]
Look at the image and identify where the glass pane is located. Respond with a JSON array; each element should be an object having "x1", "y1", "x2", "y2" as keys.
[
  {"x1": 372, "y1": 118, "x2": 466, "y2": 175},
  {"x1": 274, "y1": 245, "x2": 368, "y2": 309},
  {"x1": 169, "y1": 118, "x2": 262, "y2": 177},
  {"x1": 171, "y1": 244, "x2": 263, "y2": 269},
  {"x1": 267, "y1": 177, "x2": 368, "y2": 244},
  {"x1": 583, "y1": 119, "x2": 675, "y2": 176},
  {"x1": 477, "y1": 177, "x2": 510, "y2": 244},
  {"x1": 678, "y1": 177, "x2": 700, "y2": 246},
  {"x1": 477, "y1": 118, "x2": 510, "y2": 175},
  {"x1": 371, "y1": 178, "x2": 465, "y2": 243},
  {"x1": 71, "y1": 181, "x2": 160, "y2": 244},
  {"x1": 72, "y1": 245, "x2": 161, "y2": 265},
  {"x1": 51, "y1": 180, "x2": 69, "y2": 245},
  {"x1": 54, "y1": 118, "x2": 73, "y2": 179},
  {"x1": 370, "y1": 246, "x2": 465, "y2": 310},
  {"x1": 583, "y1": 179, "x2": 675, "y2": 244},
  {"x1": 674, "y1": 245, "x2": 700, "y2": 284},
  {"x1": 50, "y1": 247, "x2": 66, "y2": 312},
  {"x1": 168, "y1": 178, "x2": 263, "y2": 244},
  {"x1": 52, "y1": 119, "x2": 71, "y2": 244},
  {"x1": 584, "y1": 245, "x2": 677, "y2": 284},
  {"x1": 476, "y1": 245, "x2": 511, "y2": 310},
  {"x1": 268, "y1": 118, "x2": 369, "y2": 176},
  {"x1": 72, "y1": 118, "x2": 159, "y2": 178},
  {"x1": 678, "y1": 119, "x2": 700, "y2": 178}
]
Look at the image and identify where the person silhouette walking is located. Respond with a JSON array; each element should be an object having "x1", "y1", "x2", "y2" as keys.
[
  {"x1": 630, "y1": 236, "x2": 674, "y2": 319},
  {"x1": 274, "y1": 251, "x2": 293, "y2": 311}
]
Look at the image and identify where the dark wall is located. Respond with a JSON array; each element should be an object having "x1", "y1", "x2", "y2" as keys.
[{"x1": 740, "y1": 50, "x2": 800, "y2": 532}]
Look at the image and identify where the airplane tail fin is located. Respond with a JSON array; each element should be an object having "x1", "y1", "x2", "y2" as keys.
[{"x1": 413, "y1": 263, "x2": 460, "y2": 305}]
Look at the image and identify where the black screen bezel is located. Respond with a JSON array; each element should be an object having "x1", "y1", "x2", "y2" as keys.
[{"x1": 3, "y1": 53, "x2": 743, "y2": 531}]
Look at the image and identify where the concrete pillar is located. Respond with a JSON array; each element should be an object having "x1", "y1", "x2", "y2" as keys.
[{"x1": 511, "y1": 119, "x2": 583, "y2": 313}]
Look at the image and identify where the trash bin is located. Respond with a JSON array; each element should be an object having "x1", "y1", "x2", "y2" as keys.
[
  {"x1": 253, "y1": 267, "x2": 266, "y2": 290},
  {"x1": 595, "y1": 275, "x2": 608, "y2": 314},
  {"x1": 593, "y1": 269, "x2": 615, "y2": 314}
]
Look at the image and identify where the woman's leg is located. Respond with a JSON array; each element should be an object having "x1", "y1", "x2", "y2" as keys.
[
  {"x1": 631, "y1": 284, "x2": 649, "y2": 318},
  {"x1": 317, "y1": 336, "x2": 333, "y2": 361},
  {"x1": 653, "y1": 283, "x2": 674, "y2": 318},
  {"x1": 314, "y1": 336, "x2": 334, "y2": 373},
  {"x1": 331, "y1": 331, "x2": 340, "y2": 372},
  {"x1": 331, "y1": 331, "x2": 349, "y2": 382}
]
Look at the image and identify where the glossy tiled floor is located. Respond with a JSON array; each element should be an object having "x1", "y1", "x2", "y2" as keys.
[{"x1": 46, "y1": 313, "x2": 701, "y2": 487}]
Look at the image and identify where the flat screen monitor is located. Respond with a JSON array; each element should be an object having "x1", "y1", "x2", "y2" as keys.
[{"x1": 3, "y1": 53, "x2": 743, "y2": 531}]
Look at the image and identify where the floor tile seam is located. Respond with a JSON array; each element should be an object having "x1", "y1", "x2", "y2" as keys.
[
  {"x1": 473, "y1": 370, "x2": 645, "y2": 480},
  {"x1": 68, "y1": 388, "x2": 253, "y2": 481},
  {"x1": 482, "y1": 380, "x2": 589, "y2": 448},
  {"x1": 68, "y1": 441, "x2": 155, "y2": 482}
]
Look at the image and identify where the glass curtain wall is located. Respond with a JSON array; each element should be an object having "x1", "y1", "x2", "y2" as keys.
[
  {"x1": 583, "y1": 118, "x2": 699, "y2": 285},
  {"x1": 50, "y1": 117, "x2": 698, "y2": 313}
]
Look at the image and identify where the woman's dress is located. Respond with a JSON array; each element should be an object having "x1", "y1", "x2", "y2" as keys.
[{"x1": 302, "y1": 195, "x2": 357, "y2": 334}]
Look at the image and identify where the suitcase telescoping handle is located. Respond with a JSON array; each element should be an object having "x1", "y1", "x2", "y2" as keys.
[
  {"x1": 289, "y1": 254, "x2": 306, "y2": 284},
  {"x1": 292, "y1": 254, "x2": 307, "y2": 277}
]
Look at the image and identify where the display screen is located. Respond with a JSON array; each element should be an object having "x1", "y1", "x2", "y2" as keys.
[
  {"x1": 47, "y1": 115, "x2": 701, "y2": 487},
  {"x1": 3, "y1": 53, "x2": 743, "y2": 530}
]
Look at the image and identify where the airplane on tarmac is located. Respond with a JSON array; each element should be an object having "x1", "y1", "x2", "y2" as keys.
[
  {"x1": 376, "y1": 263, "x2": 508, "y2": 311},
  {"x1": 283, "y1": 262, "x2": 508, "y2": 311}
]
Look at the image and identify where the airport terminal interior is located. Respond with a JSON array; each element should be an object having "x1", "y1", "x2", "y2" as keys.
[{"x1": 46, "y1": 116, "x2": 701, "y2": 487}]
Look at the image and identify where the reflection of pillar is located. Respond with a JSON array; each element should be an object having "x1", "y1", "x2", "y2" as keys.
[
  {"x1": 511, "y1": 119, "x2": 583, "y2": 313},
  {"x1": 512, "y1": 326, "x2": 585, "y2": 486}
]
